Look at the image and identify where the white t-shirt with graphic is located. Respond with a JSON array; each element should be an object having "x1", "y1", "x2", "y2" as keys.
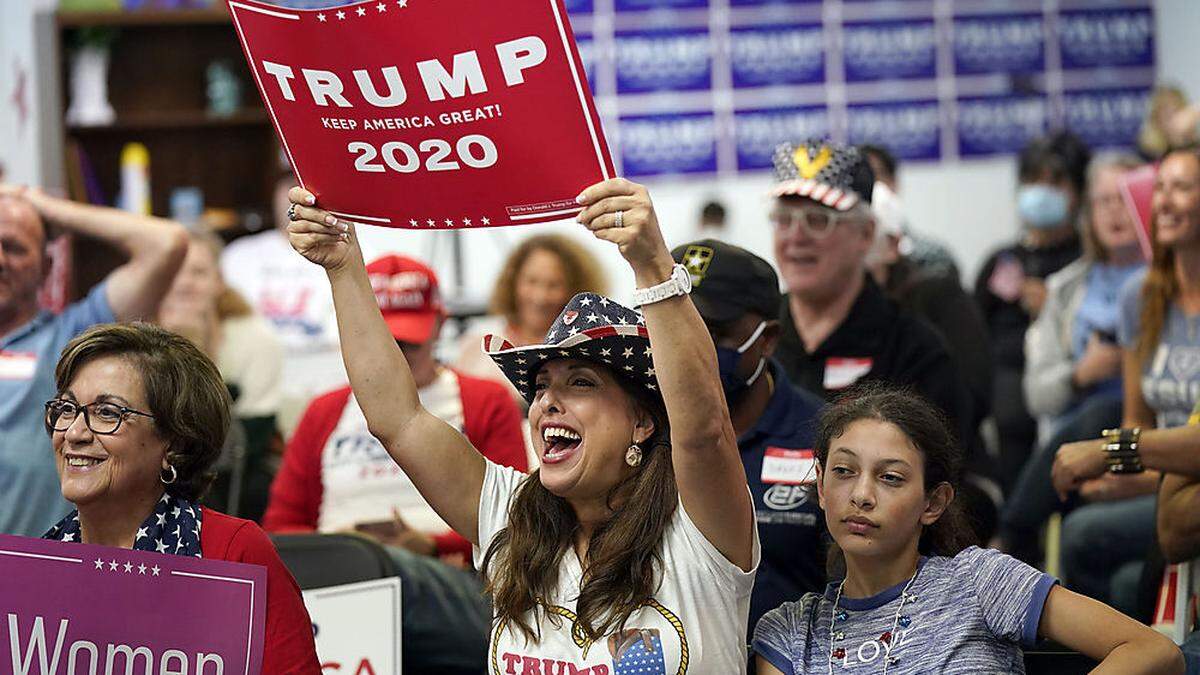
[
  {"x1": 474, "y1": 461, "x2": 760, "y2": 675},
  {"x1": 318, "y1": 369, "x2": 465, "y2": 534}
]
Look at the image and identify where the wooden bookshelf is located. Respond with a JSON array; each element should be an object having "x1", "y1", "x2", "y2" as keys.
[{"x1": 54, "y1": 6, "x2": 279, "y2": 298}]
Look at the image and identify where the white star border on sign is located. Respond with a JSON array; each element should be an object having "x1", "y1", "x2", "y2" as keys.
[
  {"x1": 403, "y1": 216, "x2": 494, "y2": 228},
  {"x1": 318, "y1": 1, "x2": 410, "y2": 24}
]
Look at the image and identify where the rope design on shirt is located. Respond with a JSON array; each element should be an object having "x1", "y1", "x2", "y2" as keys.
[{"x1": 488, "y1": 600, "x2": 689, "y2": 674}]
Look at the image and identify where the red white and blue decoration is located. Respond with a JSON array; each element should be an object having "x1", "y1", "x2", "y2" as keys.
[
  {"x1": 484, "y1": 292, "x2": 659, "y2": 403},
  {"x1": 45, "y1": 493, "x2": 203, "y2": 559}
]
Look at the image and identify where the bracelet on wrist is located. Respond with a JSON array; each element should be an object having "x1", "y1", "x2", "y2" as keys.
[{"x1": 1101, "y1": 427, "x2": 1144, "y2": 474}]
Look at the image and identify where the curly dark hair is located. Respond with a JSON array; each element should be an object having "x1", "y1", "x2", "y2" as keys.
[{"x1": 53, "y1": 322, "x2": 230, "y2": 501}]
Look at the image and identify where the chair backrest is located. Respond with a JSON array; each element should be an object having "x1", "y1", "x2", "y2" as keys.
[
  {"x1": 1023, "y1": 642, "x2": 1096, "y2": 675},
  {"x1": 270, "y1": 532, "x2": 399, "y2": 590}
]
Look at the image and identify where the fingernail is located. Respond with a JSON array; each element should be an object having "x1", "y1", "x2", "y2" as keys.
[
  {"x1": 575, "y1": 193, "x2": 585, "y2": 204},
  {"x1": 306, "y1": 194, "x2": 316, "y2": 205},
  {"x1": 340, "y1": 232, "x2": 350, "y2": 241},
  {"x1": 325, "y1": 215, "x2": 337, "y2": 226},
  {"x1": 339, "y1": 221, "x2": 349, "y2": 232}
]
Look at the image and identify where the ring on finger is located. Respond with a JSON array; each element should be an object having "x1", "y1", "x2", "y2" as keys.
[
  {"x1": 287, "y1": 204, "x2": 298, "y2": 221},
  {"x1": 614, "y1": 210, "x2": 624, "y2": 228}
]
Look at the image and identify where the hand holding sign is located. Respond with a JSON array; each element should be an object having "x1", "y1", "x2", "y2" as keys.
[
  {"x1": 287, "y1": 187, "x2": 356, "y2": 272},
  {"x1": 228, "y1": 0, "x2": 613, "y2": 229},
  {"x1": 575, "y1": 178, "x2": 673, "y2": 278}
]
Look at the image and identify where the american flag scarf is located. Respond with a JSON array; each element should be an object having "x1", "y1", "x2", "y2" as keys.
[{"x1": 43, "y1": 492, "x2": 203, "y2": 558}]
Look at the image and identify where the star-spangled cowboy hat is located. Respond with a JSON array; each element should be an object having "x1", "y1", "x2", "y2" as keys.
[{"x1": 483, "y1": 293, "x2": 660, "y2": 404}]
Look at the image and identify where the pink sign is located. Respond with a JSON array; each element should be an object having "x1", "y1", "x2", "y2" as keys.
[
  {"x1": 1118, "y1": 163, "x2": 1157, "y2": 262},
  {"x1": 0, "y1": 534, "x2": 266, "y2": 674},
  {"x1": 227, "y1": 0, "x2": 614, "y2": 229}
]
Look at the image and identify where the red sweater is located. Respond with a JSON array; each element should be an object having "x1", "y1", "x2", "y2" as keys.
[
  {"x1": 200, "y1": 508, "x2": 320, "y2": 674},
  {"x1": 263, "y1": 369, "x2": 527, "y2": 557}
]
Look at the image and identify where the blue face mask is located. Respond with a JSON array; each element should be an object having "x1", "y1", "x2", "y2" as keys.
[
  {"x1": 715, "y1": 321, "x2": 768, "y2": 402},
  {"x1": 1017, "y1": 184, "x2": 1070, "y2": 230}
]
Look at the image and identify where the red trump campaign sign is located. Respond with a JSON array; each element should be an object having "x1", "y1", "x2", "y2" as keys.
[{"x1": 227, "y1": 0, "x2": 614, "y2": 229}]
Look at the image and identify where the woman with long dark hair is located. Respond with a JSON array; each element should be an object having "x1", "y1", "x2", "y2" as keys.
[
  {"x1": 284, "y1": 178, "x2": 757, "y2": 673},
  {"x1": 754, "y1": 386, "x2": 1180, "y2": 674}
]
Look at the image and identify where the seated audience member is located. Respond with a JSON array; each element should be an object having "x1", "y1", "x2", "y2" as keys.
[
  {"x1": 454, "y1": 233, "x2": 608, "y2": 405},
  {"x1": 864, "y1": 178, "x2": 993, "y2": 436},
  {"x1": 1050, "y1": 147, "x2": 1200, "y2": 612},
  {"x1": 42, "y1": 323, "x2": 319, "y2": 671},
  {"x1": 752, "y1": 386, "x2": 1182, "y2": 675},
  {"x1": 997, "y1": 154, "x2": 1147, "y2": 564},
  {"x1": 285, "y1": 178, "x2": 758, "y2": 673},
  {"x1": 767, "y1": 140, "x2": 992, "y2": 538},
  {"x1": 263, "y1": 254, "x2": 527, "y2": 671},
  {"x1": 0, "y1": 184, "x2": 186, "y2": 537},
  {"x1": 975, "y1": 131, "x2": 1091, "y2": 490},
  {"x1": 220, "y1": 174, "x2": 345, "y2": 434},
  {"x1": 264, "y1": 253, "x2": 526, "y2": 547},
  {"x1": 158, "y1": 231, "x2": 283, "y2": 521},
  {"x1": 858, "y1": 143, "x2": 959, "y2": 280},
  {"x1": 674, "y1": 239, "x2": 825, "y2": 633},
  {"x1": 1138, "y1": 85, "x2": 1200, "y2": 161},
  {"x1": 693, "y1": 199, "x2": 730, "y2": 242}
]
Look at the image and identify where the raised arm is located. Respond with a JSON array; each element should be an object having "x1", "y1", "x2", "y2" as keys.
[
  {"x1": 1038, "y1": 585, "x2": 1182, "y2": 674},
  {"x1": 575, "y1": 178, "x2": 754, "y2": 570},
  {"x1": 285, "y1": 188, "x2": 486, "y2": 543},
  {"x1": 8, "y1": 186, "x2": 188, "y2": 321}
]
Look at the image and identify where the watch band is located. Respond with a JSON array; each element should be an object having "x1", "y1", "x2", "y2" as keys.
[{"x1": 632, "y1": 263, "x2": 691, "y2": 308}]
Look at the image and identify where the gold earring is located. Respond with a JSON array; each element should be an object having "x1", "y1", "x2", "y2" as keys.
[{"x1": 625, "y1": 444, "x2": 643, "y2": 468}]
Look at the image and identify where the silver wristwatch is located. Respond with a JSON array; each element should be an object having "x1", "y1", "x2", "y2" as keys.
[{"x1": 632, "y1": 263, "x2": 693, "y2": 308}]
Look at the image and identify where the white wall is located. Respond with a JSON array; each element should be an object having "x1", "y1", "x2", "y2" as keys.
[{"x1": 0, "y1": 1, "x2": 47, "y2": 186}]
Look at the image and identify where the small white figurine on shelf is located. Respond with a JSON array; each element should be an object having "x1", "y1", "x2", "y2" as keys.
[{"x1": 65, "y1": 28, "x2": 117, "y2": 127}]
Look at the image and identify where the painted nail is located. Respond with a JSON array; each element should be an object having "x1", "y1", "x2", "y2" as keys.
[
  {"x1": 575, "y1": 193, "x2": 585, "y2": 204},
  {"x1": 325, "y1": 215, "x2": 337, "y2": 226},
  {"x1": 306, "y1": 194, "x2": 316, "y2": 205},
  {"x1": 339, "y1": 221, "x2": 349, "y2": 232}
]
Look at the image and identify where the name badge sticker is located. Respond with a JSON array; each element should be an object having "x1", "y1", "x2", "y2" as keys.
[
  {"x1": 761, "y1": 447, "x2": 816, "y2": 485},
  {"x1": 824, "y1": 356, "x2": 873, "y2": 390},
  {"x1": 0, "y1": 351, "x2": 37, "y2": 380}
]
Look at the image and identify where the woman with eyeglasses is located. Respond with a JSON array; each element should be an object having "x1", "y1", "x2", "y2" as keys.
[{"x1": 41, "y1": 322, "x2": 320, "y2": 673}]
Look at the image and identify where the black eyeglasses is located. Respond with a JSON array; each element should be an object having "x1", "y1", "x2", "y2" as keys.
[{"x1": 44, "y1": 399, "x2": 154, "y2": 435}]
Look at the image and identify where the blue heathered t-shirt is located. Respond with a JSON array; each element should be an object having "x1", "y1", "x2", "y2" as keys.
[
  {"x1": 753, "y1": 547, "x2": 1057, "y2": 674},
  {"x1": 0, "y1": 283, "x2": 115, "y2": 536},
  {"x1": 1118, "y1": 268, "x2": 1200, "y2": 428},
  {"x1": 740, "y1": 360, "x2": 826, "y2": 636}
]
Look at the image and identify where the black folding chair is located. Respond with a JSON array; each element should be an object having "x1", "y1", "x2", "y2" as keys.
[{"x1": 270, "y1": 532, "x2": 399, "y2": 590}]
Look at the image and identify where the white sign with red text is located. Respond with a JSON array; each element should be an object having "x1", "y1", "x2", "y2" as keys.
[{"x1": 304, "y1": 577, "x2": 402, "y2": 674}]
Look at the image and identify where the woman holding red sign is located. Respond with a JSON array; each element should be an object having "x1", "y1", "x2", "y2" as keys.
[{"x1": 286, "y1": 178, "x2": 758, "y2": 673}]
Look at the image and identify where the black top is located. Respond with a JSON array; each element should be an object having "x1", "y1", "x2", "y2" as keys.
[
  {"x1": 776, "y1": 274, "x2": 976, "y2": 451},
  {"x1": 973, "y1": 236, "x2": 1082, "y2": 370},
  {"x1": 886, "y1": 258, "x2": 994, "y2": 425}
]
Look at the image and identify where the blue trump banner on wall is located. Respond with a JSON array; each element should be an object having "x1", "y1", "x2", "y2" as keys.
[
  {"x1": 616, "y1": 0, "x2": 708, "y2": 11},
  {"x1": 731, "y1": 24, "x2": 825, "y2": 88},
  {"x1": 1065, "y1": 88, "x2": 1152, "y2": 149},
  {"x1": 619, "y1": 113, "x2": 718, "y2": 177},
  {"x1": 953, "y1": 13, "x2": 1045, "y2": 75},
  {"x1": 957, "y1": 95, "x2": 1048, "y2": 157},
  {"x1": 616, "y1": 29, "x2": 713, "y2": 94},
  {"x1": 843, "y1": 19, "x2": 937, "y2": 82},
  {"x1": 848, "y1": 100, "x2": 941, "y2": 161},
  {"x1": 1058, "y1": 8, "x2": 1154, "y2": 70},
  {"x1": 734, "y1": 106, "x2": 830, "y2": 171}
]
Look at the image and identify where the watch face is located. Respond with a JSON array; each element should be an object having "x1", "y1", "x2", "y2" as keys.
[{"x1": 675, "y1": 264, "x2": 692, "y2": 292}]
